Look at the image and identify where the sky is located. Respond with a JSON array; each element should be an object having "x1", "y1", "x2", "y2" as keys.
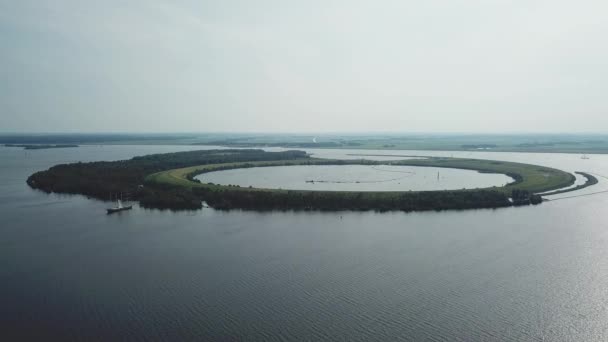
[{"x1": 1, "y1": 0, "x2": 607, "y2": 133}]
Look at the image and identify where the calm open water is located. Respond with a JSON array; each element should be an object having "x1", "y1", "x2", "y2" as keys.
[
  {"x1": 2, "y1": 145, "x2": 608, "y2": 341},
  {"x1": 198, "y1": 165, "x2": 513, "y2": 192}
]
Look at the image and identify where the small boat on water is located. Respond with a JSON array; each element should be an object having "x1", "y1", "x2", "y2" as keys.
[
  {"x1": 107, "y1": 198, "x2": 132, "y2": 214},
  {"x1": 581, "y1": 154, "x2": 590, "y2": 160}
]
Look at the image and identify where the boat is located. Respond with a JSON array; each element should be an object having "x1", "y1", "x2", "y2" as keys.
[
  {"x1": 581, "y1": 154, "x2": 590, "y2": 160},
  {"x1": 107, "y1": 195, "x2": 132, "y2": 214}
]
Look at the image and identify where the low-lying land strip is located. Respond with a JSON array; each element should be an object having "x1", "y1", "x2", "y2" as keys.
[
  {"x1": 540, "y1": 172, "x2": 599, "y2": 197},
  {"x1": 28, "y1": 149, "x2": 591, "y2": 212},
  {"x1": 5, "y1": 144, "x2": 79, "y2": 150},
  {"x1": 4, "y1": 133, "x2": 608, "y2": 154}
]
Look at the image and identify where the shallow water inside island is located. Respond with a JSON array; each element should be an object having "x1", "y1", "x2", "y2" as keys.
[
  {"x1": 197, "y1": 165, "x2": 514, "y2": 191},
  {"x1": 2, "y1": 145, "x2": 608, "y2": 341}
]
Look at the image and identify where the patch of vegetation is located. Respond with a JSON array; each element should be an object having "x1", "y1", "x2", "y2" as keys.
[
  {"x1": 195, "y1": 187, "x2": 513, "y2": 212},
  {"x1": 539, "y1": 172, "x2": 599, "y2": 196},
  {"x1": 387, "y1": 158, "x2": 575, "y2": 194},
  {"x1": 511, "y1": 189, "x2": 543, "y2": 206},
  {"x1": 27, "y1": 149, "x2": 309, "y2": 210}
]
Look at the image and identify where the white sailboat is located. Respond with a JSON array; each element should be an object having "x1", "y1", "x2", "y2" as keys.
[
  {"x1": 581, "y1": 154, "x2": 590, "y2": 160},
  {"x1": 107, "y1": 193, "x2": 133, "y2": 214}
]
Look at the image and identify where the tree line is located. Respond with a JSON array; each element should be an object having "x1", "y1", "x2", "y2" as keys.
[{"x1": 27, "y1": 149, "x2": 308, "y2": 207}]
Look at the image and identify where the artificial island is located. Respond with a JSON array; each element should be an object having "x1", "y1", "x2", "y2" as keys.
[{"x1": 26, "y1": 149, "x2": 597, "y2": 212}]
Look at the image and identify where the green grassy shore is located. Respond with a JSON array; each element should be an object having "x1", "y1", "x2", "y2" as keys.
[
  {"x1": 145, "y1": 156, "x2": 578, "y2": 210},
  {"x1": 146, "y1": 157, "x2": 575, "y2": 195}
]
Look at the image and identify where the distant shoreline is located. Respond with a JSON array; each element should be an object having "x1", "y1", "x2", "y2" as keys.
[
  {"x1": 3, "y1": 133, "x2": 608, "y2": 154},
  {"x1": 4, "y1": 144, "x2": 79, "y2": 150}
]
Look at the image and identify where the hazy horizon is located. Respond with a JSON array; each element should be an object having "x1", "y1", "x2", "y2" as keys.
[
  {"x1": 3, "y1": 131, "x2": 608, "y2": 136},
  {"x1": 2, "y1": 1, "x2": 608, "y2": 133}
]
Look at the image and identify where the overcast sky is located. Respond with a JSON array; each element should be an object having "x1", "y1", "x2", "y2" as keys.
[{"x1": 1, "y1": 0, "x2": 607, "y2": 133}]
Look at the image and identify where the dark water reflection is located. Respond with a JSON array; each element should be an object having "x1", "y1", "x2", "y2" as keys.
[{"x1": 2, "y1": 145, "x2": 608, "y2": 341}]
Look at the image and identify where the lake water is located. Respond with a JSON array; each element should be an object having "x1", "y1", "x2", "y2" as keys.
[
  {"x1": 2, "y1": 145, "x2": 608, "y2": 341},
  {"x1": 198, "y1": 165, "x2": 514, "y2": 191}
]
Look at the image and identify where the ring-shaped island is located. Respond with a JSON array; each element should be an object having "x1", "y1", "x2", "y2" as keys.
[{"x1": 27, "y1": 149, "x2": 597, "y2": 212}]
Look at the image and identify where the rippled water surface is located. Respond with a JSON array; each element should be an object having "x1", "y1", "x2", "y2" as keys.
[
  {"x1": 198, "y1": 165, "x2": 514, "y2": 191},
  {"x1": 2, "y1": 145, "x2": 608, "y2": 341}
]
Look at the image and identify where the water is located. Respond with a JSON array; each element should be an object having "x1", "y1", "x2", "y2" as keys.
[
  {"x1": 198, "y1": 165, "x2": 513, "y2": 191},
  {"x1": 2, "y1": 145, "x2": 608, "y2": 341}
]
